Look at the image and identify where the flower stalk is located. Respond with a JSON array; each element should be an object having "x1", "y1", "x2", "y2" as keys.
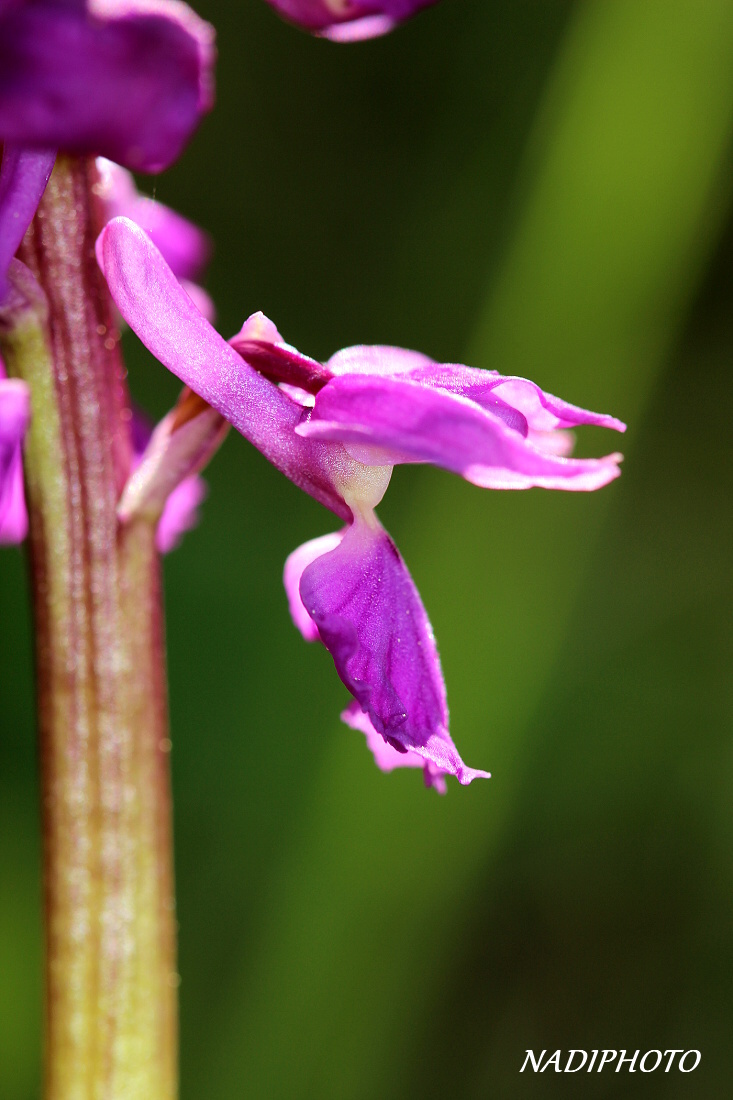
[{"x1": 0, "y1": 157, "x2": 177, "y2": 1100}]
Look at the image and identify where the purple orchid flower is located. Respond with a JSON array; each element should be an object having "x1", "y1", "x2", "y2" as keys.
[
  {"x1": 97, "y1": 216, "x2": 626, "y2": 790},
  {"x1": 0, "y1": 362, "x2": 30, "y2": 543},
  {"x1": 264, "y1": 0, "x2": 440, "y2": 41}
]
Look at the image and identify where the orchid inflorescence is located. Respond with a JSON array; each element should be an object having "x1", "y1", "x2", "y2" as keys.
[{"x1": 0, "y1": 0, "x2": 625, "y2": 794}]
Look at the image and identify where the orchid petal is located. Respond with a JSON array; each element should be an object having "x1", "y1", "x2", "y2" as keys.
[
  {"x1": 326, "y1": 349, "x2": 625, "y2": 435},
  {"x1": 97, "y1": 216, "x2": 351, "y2": 518},
  {"x1": 321, "y1": 14, "x2": 394, "y2": 41},
  {"x1": 0, "y1": 0, "x2": 214, "y2": 172},
  {"x1": 341, "y1": 702, "x2": 448, "y2": 793},
  {"x1": 299, "y1": 373, "x2": 624, "y2": 491},
  {"x1": 0, "y1": 443, "x2": 27, "y2": 542},
  {"x1": 401, "y1": 363, "x2": 626, "y2": 434},
  {"x1": 325, "y1": 348, "x2": 626, "y2": 437},
  {"x1": 484, "y1": 375, "x2": 626, "y2": 434},
  {"x1": 0, "y1": 146, "x2": 55, "y2": 301},
  {"x1": 298, "y1": 512, "x2": 489, "y2": 785},
  {"x1": 326, "y1": 343, "x2": 434, "y2": 378}
]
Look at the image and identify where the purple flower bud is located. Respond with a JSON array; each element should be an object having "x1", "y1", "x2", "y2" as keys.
[{"x1": 263, "y1": 0, "x2": 440, "y2": 41}]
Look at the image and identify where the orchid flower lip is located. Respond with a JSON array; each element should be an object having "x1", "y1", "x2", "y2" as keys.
[{"x1": 291, "y1": 513, "x2": 491, "y2": 787}]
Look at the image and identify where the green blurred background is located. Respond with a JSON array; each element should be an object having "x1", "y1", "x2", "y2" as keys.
[{"x1": 2, "y1": 0, "x2": 733, "y2": 1095}]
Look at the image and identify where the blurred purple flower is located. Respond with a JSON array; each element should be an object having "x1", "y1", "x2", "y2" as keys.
[
  {"x1": 95, "y1": 156, "x2": 215, "y2": 318},
  {"x1": 0, "y1": 0, "x2": 215, "y2": 298},
  {"x1": 0, "y1": 351, "x2": 214, "y2": 555},
  {"x1": 0, "y1": 148, "x2": 56, "y2": 301},
  {"x1": 97, "y1": 217, "x2": 627, "y2": 790},
  {"x1": 0, "y1": 0, "x2": 214, "y2": 172},
  {"x1": 264, "y1": 0, "x2": 439, "y2": 41},
  {"x1": 0, "y1": 361, "x2": 29, "y2": 543},
  {"x1": 155, "y1": 474, "x2": 206, "y2": 553},
  {"x1": 130, "y1": 400, "x2": 224, "y2": 553}
]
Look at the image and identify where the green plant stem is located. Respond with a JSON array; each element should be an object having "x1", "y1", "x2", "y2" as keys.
[{"x1": 0, "y1": 156, "x2": 177, "y2": 1100}]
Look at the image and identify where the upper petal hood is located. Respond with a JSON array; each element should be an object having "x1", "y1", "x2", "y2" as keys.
[
  {"x1": 327, "y1": 343, "x2": 434, "y2": 378},
  {"x1": 400, "y1": 362, "x2": 626, "y2": 435},
  {"x1": 298, "y1": 373, "x2": 624, "y2": 491},
  {"x1": 323, "y1": 345, "x2": 625, "y2": 439}
]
